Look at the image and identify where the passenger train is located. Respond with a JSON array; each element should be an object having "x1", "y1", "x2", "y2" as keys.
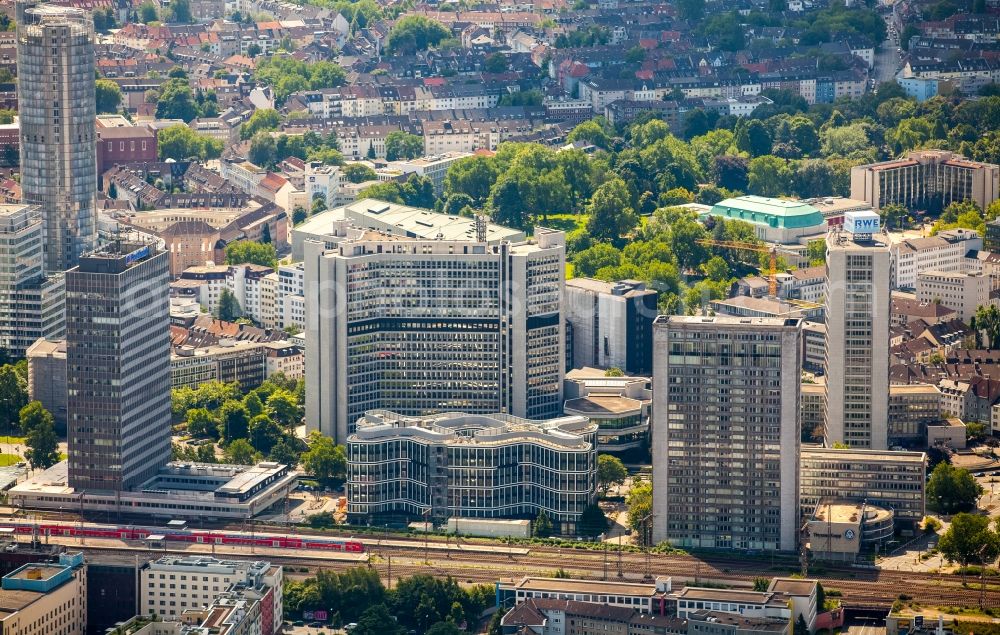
[{"x1": 0, "y1": 521, "x2": 365, "y2": 553}]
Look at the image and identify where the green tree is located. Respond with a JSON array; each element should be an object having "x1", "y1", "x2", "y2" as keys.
[
  {"x1": 353, "y1": 604, "x2": 403, "y2": 635},
  {"x1": 445, "y1": 156, "x2": 498, "y2": 205},
  {"x1": 25, "y1": 419, "x2": 59, "y2": 469},
  {"x1": 301, "y1": 431, "x2": 347, "y2": 484},
  {"x1": 586, "y1": 178, "x2": 639, "y2": 244},
  {"x1": 484, "y1": 52, "x2": 508, "y2": 73},
  {"x1": 927, "y1": 462, "x2": 983, "y2": 514},
  {"x1": 977, "y1": 304, "x2": 1000, "y2": 349},
  {"x1": 240, "y1": 108, "x2": 282, "y2": 140},
  {"x1": 165, "y1": 0, "x2": 192, "y2": 22},
  {"x1": 747, "y1": 156, "x2": 792, "y2": 197},
  {"x1": 269, "y1": 438, "x2": 300, "y2": 466},
  {"x1": 702, "y1": 255, "x2": 731, "y2": 282},
  {"x1": 535, "y1": 510, "x2": 554, "y2": 538},
  {"x1": 343, "y1": 163, "x2": 378, "y2": 183},
  {"x1": 753, "y1": 577, "x2": 770, "y2": 592},
  {"x1": 196, "y1": 444, "x2": 217, "y2": 463},
  {"x1": 216, "y1": 288, "x2": 243, "y2": 322},
  {"x1": 157, "y1": 125, "x2": 223, "y2": 161},
  {"x1": 224, "y1": 438, "x2": 260, "y2": 465},
  {"x1": 426, "y1": 622, "x2": 463, "y2": 635},
  {"x1": 225, "y1": 241, "x2": 277, "y2": 267},
  {"x1": 0, "y1": 365, "x2": 27, "y2": 430},
  {"x1": 806, "y1": 239, "x2": 826, "y2": 266},
  {"x1": 579, "y1": 503, "x2": 608, "y2": 537},
  {"x1": 573, "y1": 243, "x2": 621, "y2": 277},
  {"x1": 384, "y1": 131, "x2": 424, "y2": 160},
  {"x1": 185, "y1": 407, "x2": 219, "y2": 438},
  {"x1": 880, "y1": 203, "x2": 909, "y2": 230},
  {"x1": 386, "y1": 16, "x2": 450, "y2": 54},
  {"x1": 95, "y1": 79, "x2": 123, "y2": 114},
  {"x1": 139, "y1": 0, "x2": 158, "y2": 22},
  {"x1": 248, "y1": 414, "x2": 282, "y2": 454},
  {"x1": 626, "y1": 480, "x2": 652, "y2": 534},
  {"x1": 938, "y1": 512, "x2": 1000, "y2": 579},
  {"x1": 795, "y1": 615, "x2": 809, "y2": 635},
  {"x1": 18, "y1": 401, "x2": 52, "y2": 436},
  {"x1": 266, "y1": 389, "x2": 301, "y2": 429},
  {"x1": 156, "y1": 78, "x2": 199, "y2": 122},
  {"x1": 248, "y1": 132, "x2": 278, "y2": 169},
  {"x1": 736, "y1": 120, "x2": 773, "y2": 157},
  {"x1": 567, "y1": 118, "x2": 612, "y2": 150},
  {"x1": 597, "y1": 454, "x2": 627, "y2": 496},
  {"x1": 218, "y1": 401, "x2": 251, "y2": 443}
]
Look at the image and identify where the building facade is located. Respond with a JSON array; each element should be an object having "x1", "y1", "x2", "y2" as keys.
[
  {"x1": 140, "y1": 556, "x2": 282, "y2": 631},
  {"x1": 890, "y1": 229, "x2": 981, "y2": 290},
  {"x1": 305, "y1": 227, "x2": 565, "y2": 443},
  {"x1": 17, "y1": 2, "x2": 97, "y2": 272},
  {"x1": 0, "y1": 552, "x2": 87, "y2": 635},
  {"x1": 651, "y1": 316, "x2": 802, "y2": 552},
  {"x1": 66, "y1": 242, "x2": 171, "y2": 492},
  {"x1": 565, "y1": 278, "x2": 658, "y2": 375},
  {"x1": 824, "y1": 228, "x2": 891, "y2": 449},
  {"x1": 850, "y1": 150, "x2": 1000, "y2": 213},
  {"x1": 26, "y1": 338, "x2": 67, "y2": 431},
  {"x1": 346, "y1": 410, "x2": 597, "y2": 532},
  {"x1": 0, "y1": 204, "x2": 64, "y2": 357},
  {"x1": 915, "y1": 270, "x2": 990, "y2": 322},
  {"x1": 799, "y1": 446, "x2": 926, "y2": 525}
]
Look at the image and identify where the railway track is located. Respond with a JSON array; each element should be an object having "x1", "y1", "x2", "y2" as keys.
[{"x1": 67, "y1": 539, "x2": 1000, "y2": 611}]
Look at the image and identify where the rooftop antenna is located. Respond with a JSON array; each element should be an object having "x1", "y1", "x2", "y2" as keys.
[{"x1": 475, "y1": 214, "x2": 487, "y2": 243}]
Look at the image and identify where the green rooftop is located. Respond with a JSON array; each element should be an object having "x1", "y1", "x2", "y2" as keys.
[{"x1": 707, "y1": 196, "x2": 825, "y2": 230}]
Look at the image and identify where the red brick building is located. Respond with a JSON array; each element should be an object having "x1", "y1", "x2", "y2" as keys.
[{"x1": 96, "y1": 115, "x2": 157, "y2": 179}]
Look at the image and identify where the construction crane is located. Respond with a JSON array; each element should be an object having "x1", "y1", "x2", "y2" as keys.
[{"x1": 696, "y1": 239, "x2": 779, "y2": 297}]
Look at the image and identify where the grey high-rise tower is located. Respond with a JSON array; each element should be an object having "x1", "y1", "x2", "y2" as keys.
[
  {"x1": 66, "y1": 242, "x2": 170, "y2": 492},
  {"x1": 651, "y1": 315, "x2": 802, "y2": 552},
  {"x1": 17, "y1": 1, "x2": 97, "y2": 273}
]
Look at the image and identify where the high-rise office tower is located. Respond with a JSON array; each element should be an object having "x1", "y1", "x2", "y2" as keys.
[
  {"x1": 66, "y1": 241, "x2": 170, "y2": 491},
  {"x1": 651, "y1": 315, "x2": 801, "y2": 552},
  {"x1": 823, "y1": 214, "x2": 891, "y2": 450},
  {"x1": 0, "y1": 204, "x2": 64, "y2": 356},
  {"x1": 17, "y1": 1, "x2": 97, "y2": 272},
  {"x1": 304, "y1": 228, "x2": 565, "y2": 444}
]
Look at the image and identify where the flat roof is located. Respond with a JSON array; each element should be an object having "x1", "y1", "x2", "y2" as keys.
[
  {"x1": 564, "y1": 395, "x2": 643, "y2": 415},
  {"x1": 215, "y1": 462, "x2": 286, "y2": 495},
  {"x1": 801, "y1": 446, "x2": 926, "y2": 463},
  {"x1": 511, "y1": 577, "x2": 658, "y2": 596},
  {"x1": 297, "y1": 198, "x2": 524, "y2": 244}
]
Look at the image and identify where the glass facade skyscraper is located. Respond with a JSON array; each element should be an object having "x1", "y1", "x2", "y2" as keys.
[{"x1": 17, "y1": 1, "x2": 97, "y2": 273}]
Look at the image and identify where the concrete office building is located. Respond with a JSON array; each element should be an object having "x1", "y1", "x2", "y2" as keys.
[
  {"x1": 651, "y1": 316, "x2": 802, "y2": 552},
  {"x1": 563, "y1": 367, "x2": 652, "y2": 453},
  {"x1": 17, "y1": 2, "x2": 97, "y2": 272},
  {"x1": 346, "y1": 410, "x2": 597, "y2": 532},
  {"x1": 305, "y1": 227, "x2": 565, "y2": 443},
  {"x1": 565, "y1": 278, "x2": 658, "y2": 375},
  {"x1": 26, "y1": 338, "x2": 67, "y2": 431},
  {"x1": 0, "y1": 204, "x2": 64, "y2": 357},
  {"x1": 850, "y1": 150, "x2": 1000, "y2": 212},
  {"x1": 915, "y1": 270, "x2": 991, "y2": 322},
  {"x1": 66, "y1": 242, "x2": 170, "y2": 492},
  {"x1": 799, "y1": 446, "x2": 926, "y2": 525},
  {"x1": 139, "y1": 556, "x2": 283, "y2": 629},
  {"x1": 0, "y1": 552, "x2": 87, "y2": 635},
  {"x1": 890, "y1": 228, "x2": 981, "y2": 290},
  {"x1": 824, "y1": 226, "x2": 891, "y2": 449}
]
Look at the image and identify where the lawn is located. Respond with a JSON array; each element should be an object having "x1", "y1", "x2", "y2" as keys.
[
  {"x1": 538, "y1": 213, "x2": 585, "y2": 233},
  {"x1": 0, "y1": 454, "x2": 22, "y2": 467}
]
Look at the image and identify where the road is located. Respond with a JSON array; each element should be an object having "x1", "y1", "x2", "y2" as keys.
[{"x1": 873, "y1": 11, "x2": 902, "y2": 86}]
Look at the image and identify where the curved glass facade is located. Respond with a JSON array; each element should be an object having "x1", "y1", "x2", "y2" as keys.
[
  {"x1": 17, "y1": 4, "x2": 97, "y2": 272},
  {"x1": 347, "y1": 411, "x2": 598, "y2": 532}
]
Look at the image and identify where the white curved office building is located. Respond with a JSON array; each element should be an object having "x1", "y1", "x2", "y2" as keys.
[{"x1": 347, "y1": 411, "x2": 598, "y2": 534}]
